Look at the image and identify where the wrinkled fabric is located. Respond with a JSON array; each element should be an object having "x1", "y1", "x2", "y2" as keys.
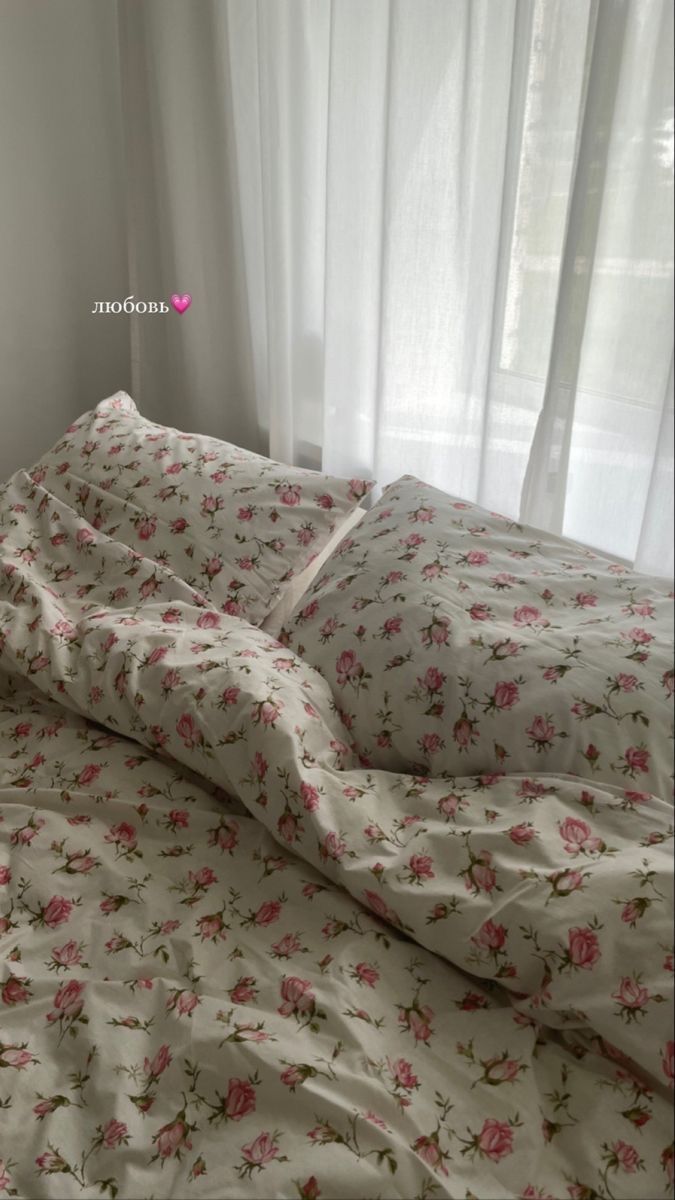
[
  {"x1": 282, "y1": 477, "x2": 674, "y2": 797},
  {"x1": 30, "y1": 393, "x2": 372, "y2": 626},
  {"x1": 0, "y1": 469, "x2": 673, "y2": 1199}
]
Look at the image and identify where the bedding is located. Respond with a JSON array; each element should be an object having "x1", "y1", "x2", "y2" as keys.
[
  {"x1": 29, "y1": 393, "x2": 372, "y2": 626},
  {"x1": 0, "y1": 463, "x2": 672, "y2": 1200},
  {"x1": 281, "y1": 476, "x2": 674, "y2": 798}
]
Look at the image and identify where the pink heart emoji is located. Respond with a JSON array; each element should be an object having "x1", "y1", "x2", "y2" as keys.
[{"x1": 170, "y1": 293, "x2": 192, "y2": 314}]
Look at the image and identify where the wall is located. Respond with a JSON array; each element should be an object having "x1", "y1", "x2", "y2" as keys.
[{"x1": 0, "y1": 0, "x2": 130, "y2": 480}]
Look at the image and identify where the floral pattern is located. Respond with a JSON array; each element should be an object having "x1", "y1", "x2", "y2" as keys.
[
  {"x1": 29, "y1": 393, "x2": 372, "y2": 625},
  {"x1": 281, "y1": 476, "x2": 674, "y2": 799},
  {"x1": 0, "y1": 467, "x2": 672, "y2": 1199}
]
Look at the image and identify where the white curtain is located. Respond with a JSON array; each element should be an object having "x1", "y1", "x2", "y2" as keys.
[{"x1": 118, "y1": 0, "x2": 674, "y2": 575}]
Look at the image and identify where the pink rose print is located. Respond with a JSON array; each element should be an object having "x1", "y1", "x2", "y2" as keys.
[
  {"x1": 558, "y1": 817, "x2": 603, "y2": 856},
  {"x1": 612, "y1": 976, "x2": 650, "y2": 1012},
  {"x1": 50, "y1": 940, "x2": 83, "y2": 968},
  {"x1": 254, "y1": 900, "x2": 281, "y2": 926},
  {"x1": 240, "y1": 1131, "x2": 281, "y2": 1169},
  {"x1": 477, "y1": 1118, "x2": 514, "y2": 1161},
  {"x1": 278, "y1": 977, "x2": 315, "y2": 1018},
  {"x1": 567, "y1": 926, "x2": 600, "y2": 969},
  {"x1": 493, "y1": 681, "x2": 520, "y2": 710},
  {"x1": 612, "y1": 1141, "x2": 641, "y2": 1173},
  {"x1": 2, "y1": 977, "x2": 31, "y2": 1006},
  {"x1": 154, "y1": 1118, "x2": 192, "y2": 1159},
  {"x1": 223, "y1": 1078, "x2": 257, "y2": 1121},
  {"x1": 101, "y1": 1118, "x2": 128, "y2": 1149},
  {"x1": 354, "y1": 962, "x2": 379, "y2": 987},
  {"x1": 42, "y1": 896, "x2": 74, "y2": 929},
  {"x1": 144, "y1": 1044, "x2": 172, "y2": 1078}
]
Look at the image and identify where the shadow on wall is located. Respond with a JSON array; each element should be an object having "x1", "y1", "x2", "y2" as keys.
[{"x1": 0, "y1": 0, "x2": 130, "y2": 480}]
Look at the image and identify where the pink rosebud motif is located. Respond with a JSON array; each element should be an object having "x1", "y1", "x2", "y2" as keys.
[
  {"x1": 409, "y1": 854, "x2": 435, "y2": 881},
  {"x1": 224, "y1": 1078, "x2": 257, "y2": 1121},
  {"x1": 472, "y1": 920, "x2": 506, "y2": 952},
  {"x1": 51, "y1": 940, "x2": 82, "y2": 968},
  {"x1": 406, "y1": 1007, "x2": 434, "y2": 1044},
  {"x1": 42, "y1": 891, "x2": 75, "y2": 930},
  {"x1": 526, "y1": 715, "x2": 556, "y2": 746},
  {"x1": 321, "y1": 831, "x2": 347, "y2": 861},
  {"x1": 144, "y1": 1044, "x2": 172, "y2": 1078},
  {"x1": 271, "y1": 933, "x2": 302, "y2": 958},
  {"x1": 254, "y1": 900, "x2": 281, "y2": 927},
  {"x1": 623, "y1": 746, "x2": 649, "y2": 774},
  {"x1": 558, "y1": 817, "x2": 603, "y2": 856},
  {"x1": 612, "y1": 976, "x2": 650, "y2": 1011},
  {"x1": 176, "y1": 712, "x2": 203, "y2": 750},
  {"x1": 513, "y1": 604, "x2": 542, "y2": 626},
  {"x1": 196, "y1": 609, "x2": 220, "y2": 629},
  {"x1": 614, "y1": 673, "x2": 639, "y2": 692},
  {"x1": 335, "y1": 650, "x2": 363, "y2": 686},
  {"x1": 104, "y1": 821, "x2": 137, "y2": 851},
  {"x1": 154, "y1": 1119, "x2": 192, "y2": 1159},
  {"x1": 508, "y1": 823, "x2": 535, "y2": 845},
  {"x1": 278, "y1": 977, "x2": 315, "y2": 1018},
  {"x1": 419, "y1": 732, "x2": 443, "y2": 755},
  {"x1": 189, "y1": 867, "x2": 217, "y2": 888},
  {"x1": 173, "y1": 990, "x2": 199, "y2": 1016},
  {"x1": 613, "y1": 1141, "x2": 641, "y2": 1173},
  {"x1": 1, "y1": 1046, "x2": 34, "y2": 1068},
  {"x1": 48, "y1": 979, "x2": 85, "y2": 1020},
  {"x1": 2, "y1": 977, "x2": 31, "y2": 1006},
  {"x1": 354, "y1": 962, "x2": 379, "y2": 987},
  {"x1": 76, "y1": 762, "x2": 102, "y2": 787},
  {"x1": 278, "y1": 812, "x2": 299, "y2": 844},
  {"x1": 389, "y1": 1058, "x2": 419, "y2": 1090},
  {"x1": 230, "y1": 977, "x2": 257, "y2": 1004},
  {"x1": 453, "y1": 718, "x2": 476, "y2": 749},
  {"x1": 66, "y1": 851, "x2": 97, "y2": 874},
  {"x1": 298, "y1": 1177, "x2": 321, "y2": 1200},
  {"x1": 412, "y1": 1135, "x2": 447, "y2": 1175},
  {"x1": 0, "y1": 866, "x2": 11, "y2": 885},
  {"x1": 662, "y1": 1040, "x2": 674, "y2": 1086},
  {"x1": 102, "y1": 1119, "x2": 128, "y2": 1149},
  {"x1": 241, "y1": 1131, "x2": 280, "y2": 1168},
  {"x1": 421, "y1": 666, "x2": 445, "y2": 692},
  {"x1": 36, "y1": 1149, "x2": 68, "y2": 1172},
  {"x1": 300, "y1": 782, "x2": 320, "y2": 811},
  {"x1": 280, "y1": 1065, "x2": 305, "y2": 1089},
  {"x1": 276, "y1": 483, "x2": 302, "y2": 506},
  {"x1": 567, "y1": 926, "x2": 600, "y2": 969},
  {"x1": 477, "y1": 1118, "x2": 514, "y2": 1161},
  {"x1": 484, "y1": 1057, "x2": 520, "y2": 1083},
  {"x1": 468, "y1": 852, "x2": 497, "y2": 895},
  {"x1": 493, "y1": 681, "x2": 519, "y2": 709},
  {"x1": 197, "y1": 914, "x2": 225, "y2": 942}
]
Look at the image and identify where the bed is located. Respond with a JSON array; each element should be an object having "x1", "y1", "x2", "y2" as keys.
[{"x1": 0, "y1": 394, "x2": 672, "y2": 1200}]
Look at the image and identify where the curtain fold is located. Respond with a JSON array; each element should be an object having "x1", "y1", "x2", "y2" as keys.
[{"x1": 118, "y1": 0, "x2": 674, "y2": 573}]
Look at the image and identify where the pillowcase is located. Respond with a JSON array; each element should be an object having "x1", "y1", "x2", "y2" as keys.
[
  {"x1": 260, "y1": 505, "x2": 366, "y2": 638},
  {"x1": 29, "y1": 392, "x2": 373, "y2": 625},
  {"x1": 280, "y1": 475, "x2": 674, "y2": 797}
]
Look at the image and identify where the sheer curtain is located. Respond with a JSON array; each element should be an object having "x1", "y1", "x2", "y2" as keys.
[{"x1": 118, "y1": 0, "x2": 674, "y2": 574}]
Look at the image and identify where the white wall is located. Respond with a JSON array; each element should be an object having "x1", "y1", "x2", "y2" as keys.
[{"x1": 0, "y1": 0, "x2": 130, "y2": 480}]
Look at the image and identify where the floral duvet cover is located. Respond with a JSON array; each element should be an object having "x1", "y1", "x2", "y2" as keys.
[{"x1": 0, "y1": 468, "x2": 673, "y2": 1200}]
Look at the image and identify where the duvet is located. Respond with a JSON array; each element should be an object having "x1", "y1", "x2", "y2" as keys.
[{"x1": 0, "y1": 468, "x2": 673, "y2": 1200}]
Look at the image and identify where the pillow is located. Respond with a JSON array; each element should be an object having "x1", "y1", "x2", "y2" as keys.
[
  {"x1": 29, "y1": 393, "x2": 373, "y2": 625},
  {"x1": 260, "y1": 505, "x2": 366, "y2": 638},
  {"x1": 280, "y1": 476, "x2": 674, "y2": 797}
]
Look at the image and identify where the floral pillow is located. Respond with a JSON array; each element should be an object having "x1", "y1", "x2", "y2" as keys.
[
  {"x1": 280, "y1": 476, "x2": 674, "y2": 797},
  {"x1": 29, "y1": 393, "x2": 373, "y2": 625}
]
